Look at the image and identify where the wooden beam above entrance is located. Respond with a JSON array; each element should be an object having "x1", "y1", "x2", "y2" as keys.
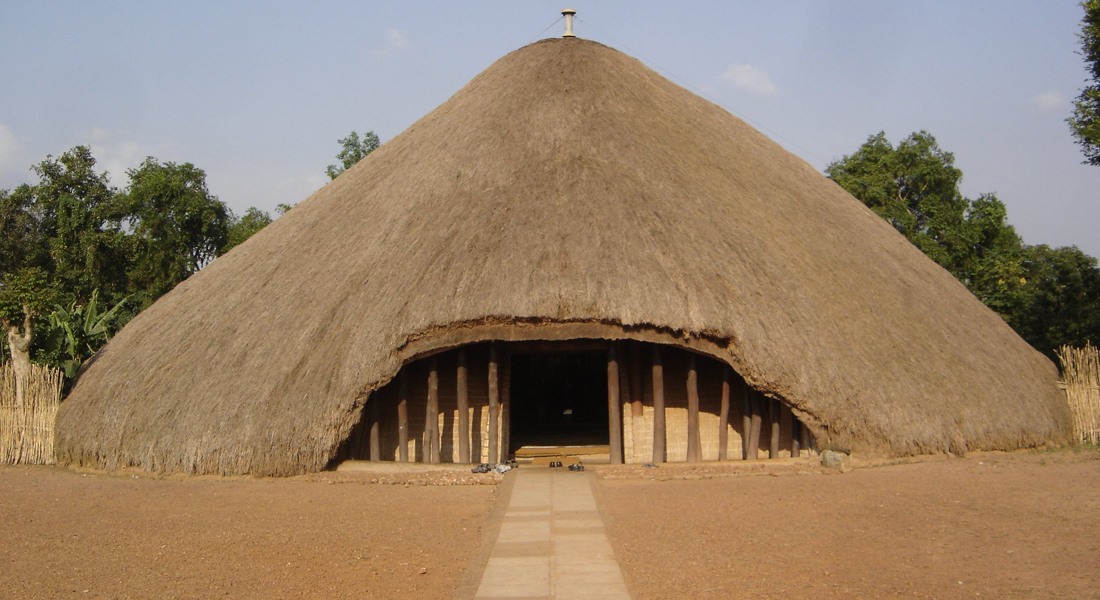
[{"x1": 506, "y1": 339, "x2": 614, "y2": 354}]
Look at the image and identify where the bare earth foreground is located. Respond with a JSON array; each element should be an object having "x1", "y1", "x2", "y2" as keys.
[
  {"x1": 596, "y1": 449, "x2": 1100, "y2": 600},
  {"x1": 1, "y1": 449, "x2": 1098, "y2": 600},
  {"x1": 0, "y1": 468, "x2": 499, "y2": 600}
]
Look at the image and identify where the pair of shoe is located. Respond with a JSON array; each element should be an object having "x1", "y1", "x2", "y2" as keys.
[
  {"x1": 568, "y1": 463, "x2": 585, "y2": 472},
  {"x1": 549, "y1": 461, "x2": 564, "y2": 468},
  {"x1": 471, "y1": 463, "x2": 492, "y2": 474}
]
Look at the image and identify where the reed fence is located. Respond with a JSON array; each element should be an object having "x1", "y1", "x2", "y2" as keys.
[
  {"x1": 1058, "y1": 344, "x2": 1100, "y2": 445},
  {"x1": 0, "y1": 361, "x2": 63, "y2": 465}
]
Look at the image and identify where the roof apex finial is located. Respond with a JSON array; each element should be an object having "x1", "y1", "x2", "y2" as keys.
[{"x1": 562, "y1": 9, "x2": 577, "y2": 38}]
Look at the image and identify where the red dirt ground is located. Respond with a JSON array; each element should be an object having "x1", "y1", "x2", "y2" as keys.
[
  {"x1": 595, "y1": 448, "x2": 1100, "y2": 600},
  {"x1": 0, "y1": 467, "x2": 499, "y2": 600},
  {"x1": 2, "y1": 449, "x2": 1098, "y2": 599}
]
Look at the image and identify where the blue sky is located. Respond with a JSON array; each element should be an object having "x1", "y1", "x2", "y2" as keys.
[{"x1": 2, "y1": 1, "x2": 1097, "y2": 256}]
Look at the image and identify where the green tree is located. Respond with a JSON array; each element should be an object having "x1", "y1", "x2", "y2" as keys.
[
  {"x1": 224, "y1": 206, "x2": 273, "y2": 252},
  {"x1": 1070, "y1": 0, "x2": 1100, "y2": 165},
  {"x1": 326, "y1": 130, "x2": 380, "y2": 179},
  {"x1": 0, "y1": 188, "x2": 47, "y2": 278},
  {"x1": 120, "y1": 158, "x2": 230, "y2": 308},
  {"x1": 0, "y1": 268, "x2": 56, "y2": 404},
  {"x1": 0, "y1": 147, "x2": 129, "y2": 384},
  {"x1": 3, "y1": 148, "x2": 251, "y2": 378},
  {"x1": 40, "y1": 289, "x2": 128, "y2": 379},
  {"x1": 1015, "y1": 245, "x2": 1100, "y2": 354},
  {"x1": 14, "y1": 147, "x2": 130, "y2": 303}
]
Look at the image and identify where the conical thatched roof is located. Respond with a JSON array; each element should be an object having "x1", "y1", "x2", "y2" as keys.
[{"x1": 56, "y1": 38, "x2": 1069, "y2": 475}]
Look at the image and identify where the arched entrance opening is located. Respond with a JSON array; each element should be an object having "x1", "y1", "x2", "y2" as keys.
[
  {"x1": 508, "y1": 341, "x2": 611, "y2": 463},
  {"x1": 337, "y1": 339, "x2": 816, "y2": 465}
]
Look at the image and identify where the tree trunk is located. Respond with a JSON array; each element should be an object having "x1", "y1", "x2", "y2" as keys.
[{"x1": 4, "y1": 310, "x2": 34, "y2": 407}]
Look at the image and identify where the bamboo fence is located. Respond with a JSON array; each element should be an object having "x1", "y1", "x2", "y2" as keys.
[
  {"x1": 0, "y1": 361, "x2": 63, "y2": 465},
  {"x1": 1058, "y1": 344, "x2": 1100, "y2": 445}
]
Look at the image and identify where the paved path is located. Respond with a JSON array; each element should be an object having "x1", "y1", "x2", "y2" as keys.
[{"x1": 474, "y1": 468, "x2": 631, "y2": 600}]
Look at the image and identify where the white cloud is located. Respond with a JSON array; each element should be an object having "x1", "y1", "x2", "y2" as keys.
[
  {"x1": 375, "y1": 28, "x2": 411, "y2": 57},
  {"x1": 719, "y1": 64, "x2": 777, "y2": 95},
  {"x1": 1032, "y1": 91, "x2": 1065, "y2": 112},
  {"x1": 83, "y1": 128, "x2": 164, "y2": 185}
]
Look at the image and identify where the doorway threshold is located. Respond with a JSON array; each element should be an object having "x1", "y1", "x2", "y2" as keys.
[{"x1": 513, "y1": 445, "x2": 611, "y2": 465}]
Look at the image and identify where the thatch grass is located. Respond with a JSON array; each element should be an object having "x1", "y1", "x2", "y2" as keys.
[
  {"x1": 1, "y1": 361, "x2": 62, "y2": 465},
  {"x1": 55, "y1": 38, "x2": 1069, "y2": 476},
  {"x1": 1058, "y1": 344, "x2": 1100, "y2": 444}
]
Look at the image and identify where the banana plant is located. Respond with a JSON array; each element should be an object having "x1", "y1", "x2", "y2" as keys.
[{"x1": 43, "y1": 290, "x2": 128, "y2": 379}]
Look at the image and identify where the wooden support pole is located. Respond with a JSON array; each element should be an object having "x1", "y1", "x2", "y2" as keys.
[
  {"x1": 369, "y1": 388, "x2": 381, "y2": 461},
  {"x1": 769, "y1": 398, "x2": 781, "y2": 459},
  {"x1": 608, "y1": 342, "x2": 623, "y2": 464},
  {"x1": 488, "y1": 344, "x2": 500, "y2": 464},
  {"x1": 651, "y1": 346, "x2": 666, "y2": 463},
  {"x1": 397, "y1": 370, "x2": 409, "y2": 462},
  {"x1": 345, "y1": 420, "x2": 362, "y2": 461},
  {"x1": 791, "y1": 415, "x2": 801, "y2": 458},
  {"x1": 500, "y1": 351, "x2": 511, "y2": 461},
  {"x1": 742, "y1": 385, "x2": 752, "y2": 460},
  {"x1": 457, "y1": 349, "x2": 470, "y2": 464},
  {"x1": 718, "y1": 367, "x2": 730, "y2": 461},
  {"x1": 629, "y1": 342, "x2": 644, "y2": 417},
  {"x1": 801, "y1": 423, "x2": 813, "y2": 456},
  {"x1": 427, "y1": 357, "x2": 440, "y2": 463},
  {"x1": 686, "y1": 354, "x2": 701, "y2": 463},
  {"x1": 748, "y1": 391, "x2": 763, "y2": 460}
]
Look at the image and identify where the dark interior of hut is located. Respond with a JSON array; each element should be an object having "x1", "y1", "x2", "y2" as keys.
[{"x1": 508, "y1": 350, "x2": 609, "y2": 451}]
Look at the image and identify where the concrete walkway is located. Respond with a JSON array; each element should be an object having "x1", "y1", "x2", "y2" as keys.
[{"x1": 474, "y1": 468, "x2": 631, "y2": 600}]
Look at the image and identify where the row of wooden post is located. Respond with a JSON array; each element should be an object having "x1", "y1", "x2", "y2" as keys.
[
  {"x1": 363, "y1": 341, "x2": 808, "y2": 464},
  {"x1": 364, "y1": 345, "x2": 509, "y2": 464},
  {"x1": 610, "y1": 342, "x2": 809, "y2": 464}
]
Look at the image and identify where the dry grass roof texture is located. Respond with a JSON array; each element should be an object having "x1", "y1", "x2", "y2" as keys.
[{"x1": 56, "y1": 39, "x2": 1069, "y2": 475}]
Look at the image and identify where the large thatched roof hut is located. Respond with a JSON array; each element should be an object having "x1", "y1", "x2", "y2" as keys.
[{"x1": 56, "y1": 37, "x2": 1069, "y2": 476}]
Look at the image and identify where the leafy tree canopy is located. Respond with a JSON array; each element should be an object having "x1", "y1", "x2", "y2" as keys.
[
  {"x1": 10, "y1": 147, "x2": 130, "y2": 303},
  {"x1": 326, "y1": 130, "x2": 380, "y2": 180},
  {"x1": 1015, "y1": 245, "x2": 1100, "y2": 354},
  {"x1": 40, "y1": 289, "x2": 128, "y2": 379},
  {"x1": 0, "y1": 267, "x2": 56, "y2": 328},
  {"x1": 0, "y1": 188, "x2": 46, "y2": 277},
  {"x1": 120, "y1": 158, "x2": 230, "y2": 308},
  {"x1": 0, "y1": 146, "x2": 276, "y2": 375},
  {"x1": 1070, "y1": 0, "x2": 1100, "y2": 165},
  {"x1": 224, "y1": 206, "x2": 273, "y2": 252}
]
